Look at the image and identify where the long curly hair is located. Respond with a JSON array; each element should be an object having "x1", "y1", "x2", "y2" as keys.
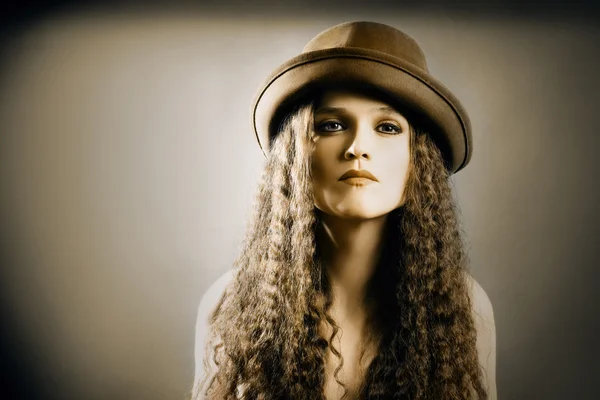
[{"x1": 193, "y1": 100, "x2": 487, "y2": 399}]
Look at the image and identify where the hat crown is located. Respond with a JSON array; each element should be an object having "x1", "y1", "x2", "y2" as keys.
[{"x1": 303, "y1": 21, "x2": 429, "y2": 72}]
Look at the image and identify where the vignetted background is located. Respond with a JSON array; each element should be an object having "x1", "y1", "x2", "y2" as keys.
[{"x1": 1, "y1": 1, "x2": 598, "y2": 399}]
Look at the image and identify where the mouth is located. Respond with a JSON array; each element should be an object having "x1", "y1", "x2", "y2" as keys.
[
  {"x1": 338, "y1": 169, "x2": 378, "y2": 182},
  {"x1": 340, "y1": 177, "x2": 376, "y2": 186}
]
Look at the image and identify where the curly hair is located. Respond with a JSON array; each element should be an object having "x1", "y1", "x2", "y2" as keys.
[{"x1": 192, "y1": 101, "x2": 487, "y2": 399}]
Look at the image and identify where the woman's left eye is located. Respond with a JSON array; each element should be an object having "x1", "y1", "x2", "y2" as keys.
[{"x1": 377, "y1": 123, "x2": 402, "y2": 134}]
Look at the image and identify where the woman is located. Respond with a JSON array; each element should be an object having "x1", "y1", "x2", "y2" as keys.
[{"x1": 192, "y1": 21, "x2": 496, "y2": 400}]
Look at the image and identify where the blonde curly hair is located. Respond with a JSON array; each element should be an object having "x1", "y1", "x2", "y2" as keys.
[{"x1": 193, "y1": 101, "x2": 487, "y2": 400}]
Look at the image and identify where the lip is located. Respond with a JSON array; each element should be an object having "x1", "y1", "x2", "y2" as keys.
[
  {"x1": 340, "y1": 177, "x2": 375, "y2": 186},
  {"x1": 339, "y1": 169, "x2": 378, "y2": 182}
]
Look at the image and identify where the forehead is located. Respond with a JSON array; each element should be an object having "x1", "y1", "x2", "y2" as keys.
[{"x1": 315, "y1": 89, "x2": 404, "y2": 116}]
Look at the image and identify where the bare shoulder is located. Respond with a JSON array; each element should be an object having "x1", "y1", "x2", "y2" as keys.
[
  {"x1": 466, "y1": 274, "x2": 495, "y2": 323},
  {"x1": 197, "y1": 269, "x2": 236, "y2": 323},
  {"x1": 193, "y1": 270, "x2": 236, "y2": 391},
  {"x1": 465, "y1": 273, "x2": 497, "y2": 399}
]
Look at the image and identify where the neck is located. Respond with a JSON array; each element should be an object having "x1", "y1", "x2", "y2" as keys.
[{"x1": 316, "y1": 210, "x2": 390, "y2": 321}]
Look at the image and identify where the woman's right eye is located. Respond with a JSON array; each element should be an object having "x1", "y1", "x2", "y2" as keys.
[{"x1": 317, "y1": 121, "x2": 345, "y2": 132}]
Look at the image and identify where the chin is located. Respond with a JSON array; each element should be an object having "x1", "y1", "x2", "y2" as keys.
[
  {"x1": 332, "y1": 207, "x2": 392, "y2": 221},
  {"x1": 315, "y1": 198, "x2": 399, "y2": 221}
]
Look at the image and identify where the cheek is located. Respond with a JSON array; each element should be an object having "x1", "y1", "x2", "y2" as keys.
[
  {"x1": 381, "y1": 146, "x2": 411, "y2": 198},
  {"x1": 311, "y1": 156, "x2": 326, "y2": 186},
  {"x1": 311, "y1": 143, "x2": 338, "y2": 185},
  {"x1": 310, "y1": 158, "x2": 330, "y2": 205},
  {"x1": 393, "y1": 151, "x2": 411, "y2": 181}
]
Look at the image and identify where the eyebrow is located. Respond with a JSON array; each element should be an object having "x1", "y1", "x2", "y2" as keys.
[
  {"x1": 374, "y1": 106, "x2": 399, "y2": 114},
  {"x1": 314, "y1": 106, "x2": 401, "y2": 115},
  {"x1": 314, "y1": 106, "x2": 345, "y2": 115}
]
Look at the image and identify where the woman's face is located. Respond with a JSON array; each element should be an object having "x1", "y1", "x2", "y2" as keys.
[{"x1": 311, "y1": 90, "x2": 412, "y2": 220}]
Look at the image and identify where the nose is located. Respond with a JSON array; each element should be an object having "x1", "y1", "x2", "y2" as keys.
[{"x1": 344, "y1": 123, "x2": 372, "y2": 161}]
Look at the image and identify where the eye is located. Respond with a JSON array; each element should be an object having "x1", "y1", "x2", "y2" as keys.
[
  {"x1": 377, "y1": 122, "x2": 402, "y2": 135},
  {"x1": 317, "y1": 121, "x2": 345, "y2": 132}
]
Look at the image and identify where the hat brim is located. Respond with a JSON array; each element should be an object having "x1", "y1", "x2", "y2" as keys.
[{"x1": 252, "y1": 47, "x2": 472, "y2": 174}]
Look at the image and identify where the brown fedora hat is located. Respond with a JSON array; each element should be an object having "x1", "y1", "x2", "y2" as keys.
[{"x1": 251, "y1": 21, "x2": 472, "y2": 174}]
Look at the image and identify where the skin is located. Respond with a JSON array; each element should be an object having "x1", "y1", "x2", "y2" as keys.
[
  {"x1": 312, "y1": 91, "x2": 412, "y2": 398},
  {"x1": 193, "y1": 90, "x2": 497, "y2": 400},
  {"x1": 312, "y1": 89, "x2": 412, "y2": 317}
]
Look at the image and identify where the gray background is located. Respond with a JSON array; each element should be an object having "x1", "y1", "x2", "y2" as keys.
[{"x1": 1, "y1": 2, "x2": 598, "y2": 399}]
